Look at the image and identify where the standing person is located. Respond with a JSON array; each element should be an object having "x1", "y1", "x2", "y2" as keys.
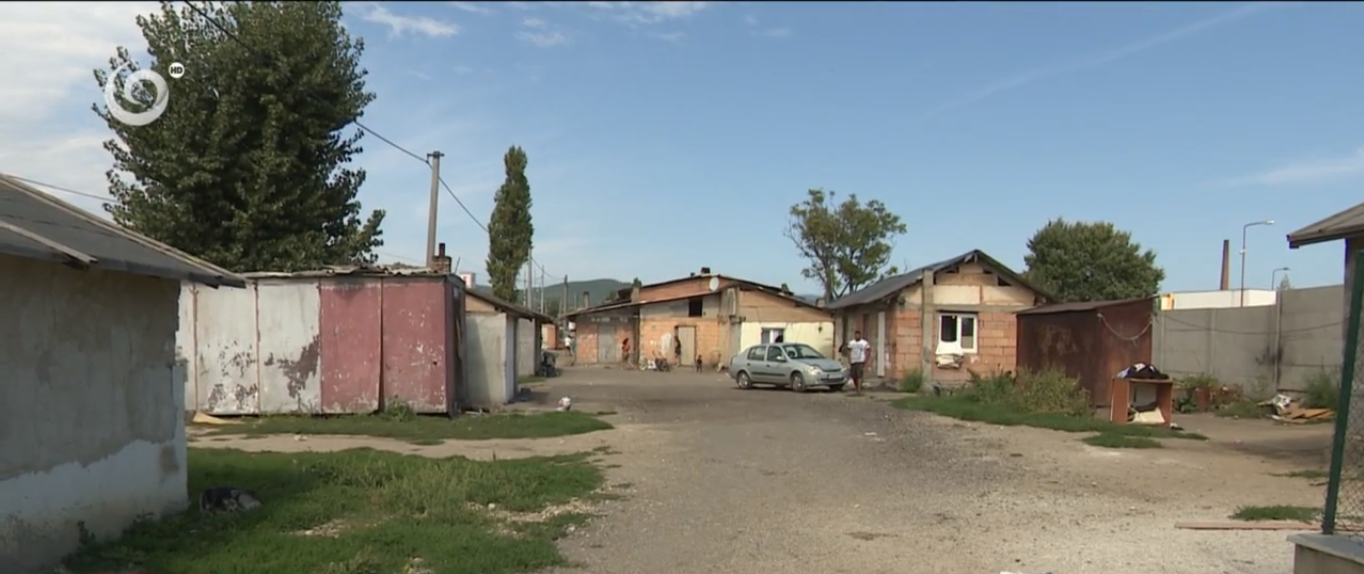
[
  {"x1": 673, "y1": 335, "x2": 683, "y2": 368},
  {"x1": 621, "y1": 338, "x2": 631, "y2": 368},
  {"x1": 846, "y1": 330, "x2": 871, "y2": 394}
]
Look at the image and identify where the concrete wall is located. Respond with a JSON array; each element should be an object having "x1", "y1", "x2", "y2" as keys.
[
  {"x1": 1154, "y1": 285, "x2": 1344, "y2": 396},
  {"x1": 516, "y1": 318, "x2": 535, "y2": 377},
  {"x1": 463, "y1": 313, "x2": 514, "y2": 409},
  {"x1": 0, "y1": 255, "x2": 187, "y2": 574}
]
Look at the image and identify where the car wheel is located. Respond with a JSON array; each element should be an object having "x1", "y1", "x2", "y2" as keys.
[
  {"x1": 828, "y1": 384, "x2": 845, "y2": 393},
  {"x1": 736, "y1": 371, "x2": 753, "y2": 389},
  {"x1": 790, "y1": 372, "x2": 808, "y2": 393}
]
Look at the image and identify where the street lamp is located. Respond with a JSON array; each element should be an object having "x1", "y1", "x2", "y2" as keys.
[
  {"x1": 1240, "y1": 219, "x2": 1275, "y2": 307},
  {"x1": 1271, "y1": 267, "x2": 1290, "y2": 292}
]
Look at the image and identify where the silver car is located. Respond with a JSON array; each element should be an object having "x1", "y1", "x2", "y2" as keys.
[{"x1": 729, "y1": 343, "x2": 848, "y2": 392}]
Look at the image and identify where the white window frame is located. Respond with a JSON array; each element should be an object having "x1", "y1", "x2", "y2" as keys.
[{"x1": 937, "y1": 312, "x2": 979, "y2": 354}]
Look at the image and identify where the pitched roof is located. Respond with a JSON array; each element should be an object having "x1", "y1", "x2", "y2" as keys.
[
  {"x1": 1287, "y1": 200, "x2": 1364, "y2": 249},
  {"x1": 465, "y1": 289, "x2": 554, "y2": 323},
  {"x1": 566, "y1": 282, "x2": 825, "y2": 319},
  {"x1": 825, "y1": 249, "x2": 1044, "y2": 310},
  {"x1": 0, "y1": 174, "x2": 246, "y2": 288},
  {"x1": 1015, "y1": 296, "x2": 1154, "y2": 316}
]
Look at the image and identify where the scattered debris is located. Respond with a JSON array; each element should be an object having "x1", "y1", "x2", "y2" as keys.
[
  {"x1": 557, "y1": 396, "x2": 573, "y2": 412},
  {"x1": 1260, "y1": 393, "x2": 1334, "y2": 423},
  {"x1": 198, "y1": 487, "x2": 262, "y2": 513}
]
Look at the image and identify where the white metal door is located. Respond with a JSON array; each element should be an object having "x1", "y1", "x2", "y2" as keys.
[{"x1": 876, "y1": 311, "x2": 886, "y2": 377}]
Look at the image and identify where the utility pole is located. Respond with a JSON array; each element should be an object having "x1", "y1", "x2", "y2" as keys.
[
  {"x1": 424, "y1": 151, "x2": 444, "y2": 266},
  {"x1": 561, "y1": 275, "x2": 569, "y2": 317},
  {"x1": 539, "y1": 267, "x2": 546, "y2": 314},
  {"x1": 525, "y1": 254, "x2": 534, "y2": 310}
]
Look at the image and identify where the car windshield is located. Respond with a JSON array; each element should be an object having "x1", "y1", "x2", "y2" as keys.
[{"x1": 783, "y1": 344, "x2": 824, "y2": 360}]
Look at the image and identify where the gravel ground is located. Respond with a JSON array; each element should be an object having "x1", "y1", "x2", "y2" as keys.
[
  {"x1": 534, "y1": 367, "x2": 1325, "y2": 574},
  {"x1": 197, "y1": 367, "x2": 1329, "y2": 574}
]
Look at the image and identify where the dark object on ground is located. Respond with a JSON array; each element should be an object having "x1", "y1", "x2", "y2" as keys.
[
  {"x1": 199, "y1": 487, "x2": 262, "y2": 513},
  {"x1": 656, "y1": 358, "x2": 671, "y2": 372},
  {"x1": 1117, "y1": 362, "x2": 1168, "y2": 380},
  {"x1": 537, "y1": 351, "x2": 559, "y2": 378}
]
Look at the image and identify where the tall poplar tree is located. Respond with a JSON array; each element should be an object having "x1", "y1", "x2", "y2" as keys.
[{"x1": 486, "y1": 146, "x2": 534, "y2": 301}]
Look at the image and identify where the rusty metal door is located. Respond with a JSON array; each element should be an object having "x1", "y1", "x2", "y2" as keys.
[
  {"x1": 677, "y1": 325, "x2": 697, "y2": 366},
  {"x1": 598, "y1": 327, "x2": 616, "y2": 363}
]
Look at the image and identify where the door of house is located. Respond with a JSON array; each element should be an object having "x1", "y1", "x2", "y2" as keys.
[
  {"x1": 876, "y1": 311, "x2": 887, "y2": 378},
  {"x1": 761, "y1": 327, "x2": 785, "y2": 344},
  {"x1": 598, "y1": 327, "x2": 616, "y2": 363},
  {"x1": 677, "y1": 325, "x2": 697, "y2": 366}
]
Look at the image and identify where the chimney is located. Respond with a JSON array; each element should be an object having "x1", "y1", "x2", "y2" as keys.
[
  {"x1": 700, "y1": 266, "x2": 712, "y2": 275},
  {"x1": 630, "y1": 285, "x2": 641, "y2": 302},
  {"x1": 1219, "y1": 239, "x2": 1231, "y2": 291},
  {"x1": 581, "y1": 291, "x2": 591, "y2": 308},
  {"x1": 816, "y1": 297, "x2": 826, "y2": 308},
  {"x1": 431, "y1": 243, "x2": 452, "y2": 275}
]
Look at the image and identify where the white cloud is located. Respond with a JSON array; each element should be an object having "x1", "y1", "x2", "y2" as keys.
[
  {"x1": 360, "y1": 4, "x2": 460, "y2": 38},
  {"x1": 922, "y1": 2, "x2": 1288, "y2": 121},
  {"x1": 448, "y1": 2, "x2": 495, "y2": 16},
  {"x1": 1220, "y1": 149, "x2": 1364, "y2": 188},
  {"x1": 518, "y1": 30, "x2": 569, "y2": 48},
  {"x1": 523, "y1": 17, "x2": 548, "y2": 28},
  {"x1": 583, "y1": 1, "x2": 711, "y2": 26},
  {"x1": 654, "y1": 31, "x2": 686, "y2": 43}
]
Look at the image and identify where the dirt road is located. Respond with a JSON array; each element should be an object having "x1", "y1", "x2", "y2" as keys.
[{"x1": 197, "y1": 367, "x2": 1329, "y2": 574}]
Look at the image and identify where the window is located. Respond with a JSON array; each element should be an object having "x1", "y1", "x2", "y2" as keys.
[
  {"x1": 761, "y1": 328, "x2": 785, "y2": 344},
  {"x1": 938, "y1": 313, "x2": 978, "y2": 353},
  {"x1": 747, "y1": 346, "x2": 766, "y2": 361},
  {"x1": 765, "y1": 346, "x2": 784, "y2": 362},
  {"x1": 687, "y1": 297, "x2": 704, "y2": 317}
]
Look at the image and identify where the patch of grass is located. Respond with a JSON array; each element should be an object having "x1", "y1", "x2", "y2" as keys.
[
  {"x1": 1274, "y1": 469, "x2": 1329, "y2": 479},
  {"x1": 517, "y1": 375, "x2": 547, "y2": 385},
  {"x1": 1304, "y1": 367, "x2": 1342, "y2": 409},
  {"x1": 63, "y1": 447, "x2": 604, "y2": 574},
  {"x1": 898, "y1": 369, "x2": 925, "y2": 393},
  {"x1": 202, "y1": 411, "x2": 614, "y2": 444},
  {"x1": 1230, "y1": 504, "x2": 1320, "y2": 522},
  {"x1": 892, "y1": 370, "x2": 1206, "y2": 443},
  {"x1": 1082, "y1": 433, "x2": 1163, "y2": 449},
  {"x1": 1215, "y1": 400, "x2": 1269, "y2": 419}
]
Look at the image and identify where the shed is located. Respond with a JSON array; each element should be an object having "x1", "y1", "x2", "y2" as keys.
[
  {"x1": 1015, "y1": 297, "x2": 1156, "y2": 409},
  {"x1": 178, "y1": 267, "x2": 466, "y2": 416},
  {"x1": 0, "y1": 173, "x2": 245, "y2": 573},
  {"x1": 462, "y1": 290, "x2": 552, "y2": 409}
]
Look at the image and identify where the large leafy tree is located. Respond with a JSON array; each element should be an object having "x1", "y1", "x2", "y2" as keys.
[
  {"x1": 1022, "y1": 218, "x2": 1165, "y2": 303},
  {"x1": 93, "y1": 1, "x2": 384, "y2": 272},
  {"x1": 785, "y1": 188, "x2": 907, "y2": 301},
  {"x1": 487, "y1": 146, "x2": 534, "y2": 301}
]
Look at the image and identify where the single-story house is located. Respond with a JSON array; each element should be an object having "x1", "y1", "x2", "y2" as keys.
[
  {"x1": 566, "y1": 267, "x2": 834, "y2": 369},
  {"x1": 825, "y1": 249, "x2": 1049, "y2": 384},
  {"x1": 0, "y1": 174, "x2": 246, "y2": 574},
  {"x1": 462, "y1": 289, "x2": 553, "y2": 409},
  {"x1": 1287, "y1": 200, "x2": 1364, "y2": 327}
]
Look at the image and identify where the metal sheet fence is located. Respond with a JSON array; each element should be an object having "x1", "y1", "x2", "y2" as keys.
[{"x1": 1324, "y1": 251, "x2": 1364, "y2": 537}]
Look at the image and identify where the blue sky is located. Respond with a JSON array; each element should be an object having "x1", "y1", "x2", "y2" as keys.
[{"x1": 2, "y1": 1, "x2": 1359, "y2": 295}]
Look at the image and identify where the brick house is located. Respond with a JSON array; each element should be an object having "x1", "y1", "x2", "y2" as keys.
[
  {"x1": 825, "y1": 250, "x2": 1048, "y2": 384},
  {"x1": 566, "y1": 268, "x2": 833, "y2": 369}
]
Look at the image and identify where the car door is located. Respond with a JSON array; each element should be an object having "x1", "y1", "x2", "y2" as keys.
[
  {"x1": 763, "y1": 345, "x2": 789, "y2": 383},
  {"x1": 744, "y1": 345, "x2": 772, "y2": 383}
]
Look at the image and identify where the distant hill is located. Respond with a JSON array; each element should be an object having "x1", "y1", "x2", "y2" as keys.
[{"x1": 470, "y1": 278, "x2": 629, "y2": 312}]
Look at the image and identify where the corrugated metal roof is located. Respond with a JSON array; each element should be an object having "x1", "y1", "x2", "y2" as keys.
[
  {"x1": 1287, "y1": 200, "x2": 1364, "y2": 249},
  {"x1": 1015, "y1": 296, "x2": 1154, "y2": 316},
  {"x1": 465, "y1": 289, "x2": 554, "y2": 323},
  {"x1": 0, "y1": 174, "x2": 246, "y2": 288},
  {"x1": 825, "y1": 249, "x2": 1045, "y2": 310}
]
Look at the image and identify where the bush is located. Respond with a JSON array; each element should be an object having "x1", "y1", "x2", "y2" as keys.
[
  {"x1": 1179, "y1": 373, "x2": 1218, "y2": 389},
  {"x1": 898, "y1": 369, "x2": 925, "y2": 393},
  {"x1": 1304, "y1": 368, "x2": 1341, "y2": 409},
  {"x1": 959, "y1": 369, "x2": 1089, "y2": 417}
]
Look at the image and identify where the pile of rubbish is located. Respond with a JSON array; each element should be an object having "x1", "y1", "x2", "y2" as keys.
[{"x1": 1262, "y1": 393, "x2": 1334, "y2": 423}]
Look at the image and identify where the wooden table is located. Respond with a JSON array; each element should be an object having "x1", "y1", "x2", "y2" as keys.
[{"x1": 1108, "y1": 377, "x2": 1177, "y2": 427}]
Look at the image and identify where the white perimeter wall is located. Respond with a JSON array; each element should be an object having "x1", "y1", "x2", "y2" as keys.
[{"x1": 739, "y1": 321, "x2": 835, "y2": 356}]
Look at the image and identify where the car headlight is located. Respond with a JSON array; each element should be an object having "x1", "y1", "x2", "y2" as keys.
[{"x1": 805, "y1": 364, "x2": 822, "y2": 374}]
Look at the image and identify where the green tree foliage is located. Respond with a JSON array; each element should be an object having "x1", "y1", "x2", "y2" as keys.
[
  {"x1": 94, "y1": 1, "x2": 384, "y2": 272},
  {"x1": 631, "y1": 277, "x2": 643, "y2": 288},
  {"x1": 785, "y1": 189, "x2": 907, "y2": 300},
  {"x1": 487, "y1": 146, "x2": 534, "y2": 301},
  {"x1": 1022, "y1": 218, "x2": 1165, "y2": 303}
]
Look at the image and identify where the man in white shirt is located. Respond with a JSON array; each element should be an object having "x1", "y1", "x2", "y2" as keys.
[{"x1": 845, "y1": 331, "x2": 871, "y2": 394}]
